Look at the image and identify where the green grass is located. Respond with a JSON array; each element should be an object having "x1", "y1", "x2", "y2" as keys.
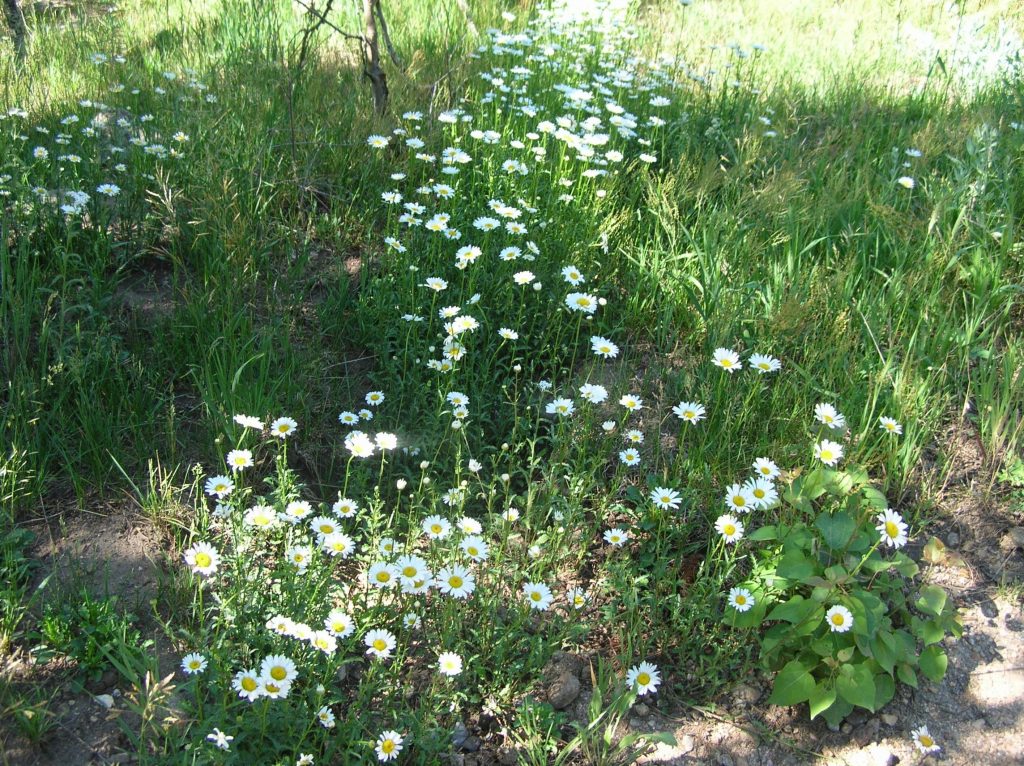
[{"x1": 0, "y1": 0, "x2": 1021, "y2": 761}]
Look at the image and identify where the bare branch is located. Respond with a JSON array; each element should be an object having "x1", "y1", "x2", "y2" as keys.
[{"x1": 373, "y1": 0, "x2": 403, "y2": 70}]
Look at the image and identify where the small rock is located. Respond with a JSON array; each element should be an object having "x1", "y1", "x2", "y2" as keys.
[
  {"x1": 1009, "y1": 527, "x2": 1024, "y2": 548},
  {"x1": 717, "y1": 755, "x2": 735, "y2": 766},
  {"x1": 847, "y1": 709, "x2": 868, "y2": 726},
  {"x1": 460, "y1": 736, "x2": 481, "y2": 753},
  {"x1": 629, "y1": 717, "x2": 644, "y2": 730},
  {"x1": 881, "y1": 713, "x2": 897, "y2": 726},
  {"x1": 980, "y1": 600, "x2": 999, "y2": 619},
  {"x1": 547, "y1": 673, "x2": 581, "y2": 710},
  {"x1": 498, "y1": 748, "x2": 518, "y2": 765},
  {"x1": 633, "y1": 703, "x2": 651, "y2": 717},
  {"x1": 946, "y1": 532, "x2": 960, "y2": 547},
  {"x1": 95, "y1": 694, "x2": 115, "y2": 709},
  {"x1": 841, "y1": 722, "x2": 853, "y2": 735},
  {"x1": 733, "y1": 683, "x2": 760, "y2": 705},
  {"x1": 452, "y1": 721, "x2": 470, "y2": 749},
  {"x1": 679, "y1": 734, "x2": 696, "y2": 753},
  {"x1": 970, "y1": 718, "x2": 988, "y2": 730}
]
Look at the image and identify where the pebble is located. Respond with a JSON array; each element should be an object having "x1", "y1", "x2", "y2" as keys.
[
  {"x1": 1008, "y1": 527, "x2": 1024, "y2": 548},
  {"x1": 95, "y1": 694, "x2": 115, "y2": 709},
  {"x1": 946, "y1": 531, "x2": 960, "y2": 547},
  {"x1": 881, "y1": 713, "x2": 897, "y2": 726},
  {"x1": 679, "y1": 734, "x2": 695, "y2": 753},
  {"x1": 633, "y1": 702, "x2": 651, "y2": 717},
  {"x1": 547, "y1": 673, "x2": 581, "y2": 710},
  {"x1": 733, "y1": 683, "x2": 760, "y2": 705},
  {"x1": 840, "y1": 722, "x2": 853, "y2": 734},
  {"x1": 980, "y1": 599, "x2": 999, "y2": 618}
]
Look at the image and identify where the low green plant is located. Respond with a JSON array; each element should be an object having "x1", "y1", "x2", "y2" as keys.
[
  {"x1": 35, "y1": 591, "x2": 151, "y2": 685},
  {"x1": 729, "y1": 465, "x2": 962, "y2": 727}
]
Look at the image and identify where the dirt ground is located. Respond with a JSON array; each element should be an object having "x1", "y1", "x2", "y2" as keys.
[{"x1": 2, "y1": 430, "x2": 1023, "y2": 765}]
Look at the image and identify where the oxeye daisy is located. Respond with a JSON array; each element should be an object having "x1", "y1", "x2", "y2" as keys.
[
  {"x1": 460, "y1": 535, "x2": 489, "y2": 562},
  {"x1": 437, "y1": 651, "x2": 463, "y2": 677},
  {"x1": 270, "y1": 416, "x2": 297, "y2": 438},
  {"x1": 522, "y1": 582, "x2": 553, "y2": 610},
  {"x1": 324, "y1": 609, "x2": 354, "y2": 638},
  {"x1": 590, "y1": 335, "x2": 619, "y2": 358},
  {"x1": 566, "y1": 587, "x2": 589, "y2": 609},
  {"x1": 911, "y1": 726, "x2": 940, "y2": 754},
  {"x1": 814, "y1": 439, "x2": 844, "y2": 466},
  {"x1": 619, "y1": 448, "x2": 641, "y2": 466},
  {"x1": 875, "y1": 508, "x2": 909, "y2": 549},
  {"x1": 367, "y1": 562, "x2": 399, "y2": 589},
  {"x1": 724, "y1": 483, "x2": 755, "y2": 513},
  {"x1": 498, "y1": 327, "x2": 519, "y2": 340},
  {"x1": 712, "y1": 347, "x2": 740, "y2": 372},
  {"x1": 619, "y1": 393, "x2": 642, "y2": 411},
  {"x1": 825, "y1": 605, "x2": 853, "y2": 633},
  {"x1": 332, "y1": 497, "x2": 359, "y2": 518},
  {"x1": 751, "y1": 457, "x2": 780, "y2": 480},
  {"x1": 286, "y1": 545, "x2": 312, "y2": 572},
  {"x1": 715, "y1": 514, "x2": 744, "y2": 543},
  {"x1": 728, "y1": 587, "x2": 755, "y2": 612},
  {"x1": 626, "y1": 662, "x2": 661, "y2": 695},
  {"x1": 565, "y1": 292, "x2": 598, "y2": 314},
  {"x1": 338, "y1": 410, "x2": 360, "y2": 425},
  {"x1": 561, "y1": 265, "x2": 585, "y2": 285},
  {"x1": 260, "y1": 654, "x2": 297, "y2": 685},
  {"x1": 650, "y1": 486, "x2": 681, "y2": 510},
  {"x1": 624, "y1": 429, "x2": 644, "y2": 444},
  {"x1": 375, "y1": 730, "x2": 404, "y2": 761},
  {"x1": 233, "y1": 413, "x2": 264, "y2": 430},
  {"x1": 672, "y1": 401, "x2": 705, "y2": 423},
  {"x1": 603, "y1": 528, "x2": 629, "y2": 546},
  {"x1": 184, "y1": 542, "x2": 220, "y2": 576},
  {"x1": 232, "y1": 668, "x2": 262, "y2": 701},
  {"x1": 744, "y1": 478, "x2": 778, "y2": 509},
  {"x1": 579, "y1": 383, "x2": 608, "y2": 404},
  {"x1": 204, "y1": 474, "x2": 234, "y2": 497},
  {"x1": 364, "y1": 629, "x2": 397, "y2": 659},
  {"x1": 321, "y1": 531, "x2": 356, "y2": 557},
  {"x1": 436, "y1": 565, "x2": 475, "y2": 598},
  {"x1": 317, "y1": 705, "x2": 336, "y2": 729},
  {"x1": 181, "y1": 652, "x2": 207, "y2": 674},
  {"x1": 814, "y1": 402, "x2": 846, "y2": 430},
  {"x1": 748, "y1": 353, "x2": 781, "y2": 373},
  {"x1": 546, "y1": 397, "x2": 575, "y2": 416},
  {"x1": 422, "y1": 515, "x2": 451, "y2": 540},
  {"x1": 879, "y1": 416, "x2": 903, "y2": 435}
]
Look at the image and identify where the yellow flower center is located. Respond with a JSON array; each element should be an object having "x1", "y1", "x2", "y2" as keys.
[
  {"x1": 684, "y1": 411, "x2": 694, "y2": 419},
  {"x1": 373, "y1": 639, "x2": 387, "y2": 651},
  {"x1": 831, "y1": 614, "x2": 845, "y2": 625},
  {"x1": 885, "y1": 521, "x2": 899, "y2": 538},
  {"x1": 820, "y1": 450, "x2": 833, "y2": 461},
  {"x1": 824, "y1": 415, "x2": 833, "y2": 423},
  {"x1": 736, "y1": 595, "x2": 747, "y2": 605},
  {"x1": 431, "y1": 524, "x2": 442, "y2": 534},
  {"x1": 637, "y1": 672, "x2": 650, "y2": 686},
  {"x1": 449, "y1": 576, "x2": 463, "y2": 588},
  {"x1": 733, "y1": 495, "x2": 746, "y2": 507},
  {"x1": 382, "y1": 741, "x2": 395, "y2": 754},
  {"x1": 195, "y1": 552, "x2": 211, "y2": 567},
  {"x1": 724, "y1": 524, "x2": 736, "y2": 536},
  {"x1": 753, "y1": 489, "x2": 765, "y2": 499},
  {"x1": 294, "y1": 554, "x2": 305, "y2": 562},
  {"x1": 241, "y1": 677, "x2": 257, "y2": 692},
  {"x1": 467, "y1": 547, "x2": 478, "y2": 556},
  {"x1": 270, "y1": 666, "x2": 287, "y2": 681},
  {"x1": 376, "y1": 572, "x2": 391, "y2": 582},
  {"x1": 758, "y1": 363, "x2": 770, "y2": 370},
  {"x1": 919, "y1": 735, "x2": 934, "y2": 747},
  {"x1": 531, "y1": 592, "x2": 541, "y2": 601},
  {"x1": 266, "y1": 682, "x2": 281, "y2": 693},
  {"x1": 721, "y1": 359, "x2": 733, "y2": 367},
  {"x1": 320, "y1": 524, "x2": 333, "y2": 533},
  {"x1": 403, "y1": 566, "x2": 417, "y2": 577}
]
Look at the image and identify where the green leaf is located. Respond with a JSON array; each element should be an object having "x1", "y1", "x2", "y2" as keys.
[
  {"x1": 826, "y1": 470, "x2": 856, "y2": 496},
  {"x1": 862, "y1": 486, "x2": 889, "y2": 510},
  {"x1": 803, "y1": 468, "x2": 829, "y2": 499},
  {"x1": 766, "y1": 595, "x2": 816, "y2": 624},
  {"x1": 776, "y1": 551, "x2": 817, "y2": 581},
  {"x1": 912, "y1": 616, "x2": 945, "y2": 646},
  {"x1": 916, "y1": 585, "x2": 948, "y2": 618},
  {"x1": 869, "y1": 633, "x2": 897, "y2": 674},
  {"x1": 767, "y1": 660, "x2": 816, "y2": 707},
  {"x1": 815, "y1": 511, "x2": 856, "y2": 551},
  {"x1": 821, "y1": 697, "x2": 853, "y2": 729},
  {"x1": 891, "y1": 552, "x2": 920, "y2": 578},
  {"x1": 896, "y1": 662, "x2": 918, "y2": 688},
  {"x1": 919, "y1": 646, "x2": 948, "y2": 682},
  {"x1": 836, "y1": 663, "x2": 877, "y2": 711},
  {"x1": 808, "y1": 681, "x2": 837, "y2": 719},
  {"x1": 873, "y1": 673, "x2": 896, "y2": 710},
  {"x1": 724, "y1": 597, "x2": 766, "y2": 629},
  {"x1": 748, "y1": 525, "x2": 778, "y2": 542}
]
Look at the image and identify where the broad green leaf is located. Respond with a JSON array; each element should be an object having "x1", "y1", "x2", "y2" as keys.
[
  {"x1": 815, "y1": 511, "x2": 857, "y2": 551},
  {"x1": 862, "y1": 486, "x2": 889, "y2": 510},
  {"x1": 892, "y1": 553, "x2": 920, "y2": 578},
  {"x1": 821, "y1": 697, "x2": 853, "y2": 729},
  {"x1": 776, "y1": 551, "x2": 817, "y2": 581},
  {"x1": 919, "y1": 646, "x2": 948, "y2": 682},
  {"x1": 767, "y1": 660, "x2": 816, "y2": 707},
  {"x1": 836, "y1": 663, "x2": 877, "y2": 711},
  {"x1": 827, "y1": 470, "x2": 856, "y2": 496},
  {"x1": 912, "y1": 616, "x2": 945, "y2": 646},
  {"x1": 766, "y1": 595, "x2": 817, "y2": 624},
  {"x1": 748, "y1": 525, "x2": 778, "y2": 542},
  {"x1": 803, "y1": 468, "x2": 829, "y2": 499},
  {"x1": 808, "y1": 680, "x2": 837, "y2": 719},
  {"x1": 873, "y1": 673, "x2": 896, "y2": 710},
  {"x1": 724, "y1": 598, "x2": 766, "y2": 629},
  {"x1": 844, "y1": 464, "x2": 869, "y2": 487},
  {"x1": 916, "y1": 585, "x2": 948, "y2": 618},
  {"x1": 869, "y1": 633, "x2": 897, "y2": 674},
  {"x1": 896, "y1": 662, "x2": 918, "y2": 688}
]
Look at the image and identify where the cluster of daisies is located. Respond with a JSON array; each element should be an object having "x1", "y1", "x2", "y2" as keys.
[{"x1": 1, "y1": 55, "x2": 211, "y2": 223}]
